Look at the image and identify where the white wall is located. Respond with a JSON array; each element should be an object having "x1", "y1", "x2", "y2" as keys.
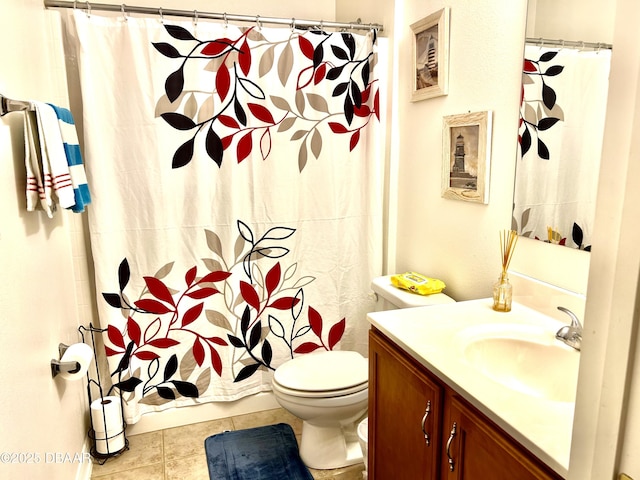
[
  {"x1": 392, "y1": 0, "x2": 527, "y2": 301},
  {"x1": 529, "y1": 0, "x2": 615, "y2": 44},
  {"x1": 0, "y1": 2, "x2": 90, "y2": 479}
]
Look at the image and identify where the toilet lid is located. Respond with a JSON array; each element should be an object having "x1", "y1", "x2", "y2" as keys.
[
  {"x1": 272, "y1": 378, "x2": 367, "y2": 398},
  {"x1": 274, "y1": 350, "x2": 368, "y2": 392}
]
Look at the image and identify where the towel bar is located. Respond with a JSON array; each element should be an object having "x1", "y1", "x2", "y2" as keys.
[{"x1": 0, "y1": 93, "x2": 32, "y2": 116}]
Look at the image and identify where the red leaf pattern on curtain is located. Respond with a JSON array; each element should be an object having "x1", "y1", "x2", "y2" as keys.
[
  {"x1": 216, "y1": 63, "x2": 231, "y2": 101},
  {"x1": 239, "y1": 280, "x2": 261, "y2": 310},
  {"x1": 127, "y1": 317, "x2": 142, "y2": 346},
  {"x1": 144, "y1": 276, "x2": 175, "y2": 306}
]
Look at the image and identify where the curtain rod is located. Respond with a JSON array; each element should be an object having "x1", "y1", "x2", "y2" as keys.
[
  {"x1": 43, "y1": 1, "x2": 384, "y2": 32},
  {"x1": 526, "y1": 37, "x2": 612, "y2": 50}
]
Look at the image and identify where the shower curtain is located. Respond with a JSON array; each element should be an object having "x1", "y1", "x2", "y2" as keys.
[
  {"x1": 514, "y1": 45, "x2": 611, "y2": 249},
  {"x1": 61, "y1": 10, "x2": 385, "y2": 423}
]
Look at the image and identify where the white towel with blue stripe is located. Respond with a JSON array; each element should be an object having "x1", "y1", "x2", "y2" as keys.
[
  {"x1": 25, "y1": 102, "x2": 75, "y2": 217},
  {"x1": 23, "y1": 102, "x2": 91, "y2": 217},
  {"x1": 48, "y1": 104, "x2": 91, "y2": 213}
]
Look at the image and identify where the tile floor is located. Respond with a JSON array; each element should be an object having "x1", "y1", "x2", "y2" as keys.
[{"x1": 90, "y1": 407, "x2": 365, "y2": 480}]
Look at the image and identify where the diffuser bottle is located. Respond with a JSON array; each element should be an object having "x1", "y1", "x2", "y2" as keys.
[
  {"x1": 492, "y1": 271, "x2": 512, "y2": 312},
  {"x1": 493, "y1": 230, "x2": 517, "y2": 312}
]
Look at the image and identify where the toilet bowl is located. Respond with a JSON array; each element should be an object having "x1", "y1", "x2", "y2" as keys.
[
  {"x1": 272, "y1": 275, "x2": 455, "y2": 470},
  {"x1": 272, "y1": 350, "x2": 368, "y2": 470}
]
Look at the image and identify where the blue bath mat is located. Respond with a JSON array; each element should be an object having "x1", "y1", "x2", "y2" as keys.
[{"x1": 204, "y1": 423, "x2": 314, "y2": 480}]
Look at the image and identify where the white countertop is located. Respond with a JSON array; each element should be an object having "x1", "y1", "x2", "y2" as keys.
[{"x1": 367, "y1": 298, "x2": 576, "y2": 477}]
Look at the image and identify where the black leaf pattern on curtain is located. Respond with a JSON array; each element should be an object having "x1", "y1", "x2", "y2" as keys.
[{"x1": 519, "y1": 50, "x2": 564, "y2": 160}]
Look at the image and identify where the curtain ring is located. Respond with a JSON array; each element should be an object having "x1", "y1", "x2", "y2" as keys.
[
  {"x1": 193, "y1": 10, "x2": 198, "y2": 27},
  {"x1": 223, "y1": 12, "x2": 228, "y2": 28},
  {"x1": 159, "y1": 7, "x2": 164, "y2": 24},
  {"x1": 560, "y1": 39, "x2": 565, "y2": 50},
  {"x1": 73, "y1": 0, "x2": 77, "y2": 9},
  {"x1": 255, "y1": 15, "x2": 262, "y2": 30},
  {"x1": 580, "y1": 41, "x2": 585, "y2": 50},
  {"x1": 319, "y1": 20, "x2": 324, "y2": 32},
  {"x1": 121, "y1": 4, "x2": 128, "y2": 21},
  {"x1": 85, "y1": 1, "x2": 91, "y2": 17},
  {"x1": 291, "y1": 17, "x2": 296, "y2": 32}
]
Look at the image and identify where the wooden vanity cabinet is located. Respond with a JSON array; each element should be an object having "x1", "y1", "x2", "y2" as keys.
[
  {"x1": 369, "y1": 328, "x2": 563, "y2": 480},
  {"x1": 442, "y1": 394, "x2": 562, "y2": 480},
  {"x1": 369, "y1": 327, "x2": 443, "y2": 479}
]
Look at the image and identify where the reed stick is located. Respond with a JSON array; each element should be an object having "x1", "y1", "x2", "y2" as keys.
[{"x1": 499, "y1": 230, "x2": 518, "y2": 274}]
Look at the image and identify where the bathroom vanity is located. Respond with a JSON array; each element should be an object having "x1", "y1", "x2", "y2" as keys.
[{"x1": 367, "y1": 299, "x2": 577, "y2": 479}]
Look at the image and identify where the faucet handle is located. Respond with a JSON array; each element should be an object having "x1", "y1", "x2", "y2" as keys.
[
  {"x1": 557, "y1": 306, "x2": 582, "y2": 329},
  {"x1": 556, "y1": 306, "x2": 582, "y2": 351}
]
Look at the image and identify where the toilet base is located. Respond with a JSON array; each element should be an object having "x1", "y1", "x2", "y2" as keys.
[{"x1": 299, "y1": 420, "x2": 364, "y2": 470}]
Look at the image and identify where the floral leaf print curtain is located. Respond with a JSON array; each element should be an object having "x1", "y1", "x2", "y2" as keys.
[
  {"x1": 61, "y1": 11, "x2": 385, "y2": 423},
  {"x1": 513, "y1": 45, "x2": 611, "y2": 249},
  {"x1": 153, "y1": 24, "x2": 379, "y2": 170}
]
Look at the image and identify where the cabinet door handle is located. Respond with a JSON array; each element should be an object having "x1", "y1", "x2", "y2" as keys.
[
  {"x1": 421, "y1": 400, "x2": 432, "y2": 446},
  {"x1": 446, "y1": 422, "x2": 457, "y2": 472}
]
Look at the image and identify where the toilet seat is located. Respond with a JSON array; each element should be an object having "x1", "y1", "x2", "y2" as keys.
[
  {"x1": 273, "y1": 350, "x2": 368, "y2": 398},
  {"x1": 272, "y1": 378, "x2": 368, "y2": 398}
]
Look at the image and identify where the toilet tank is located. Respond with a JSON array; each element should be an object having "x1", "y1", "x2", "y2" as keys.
[{"x1": 371, "y1": 275, "x2": 455, "y2": 310}]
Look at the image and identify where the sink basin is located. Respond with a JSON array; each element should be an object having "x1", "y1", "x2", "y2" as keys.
[{"x1": 457, "y1": 324, "x2": 580, "y2": 403}]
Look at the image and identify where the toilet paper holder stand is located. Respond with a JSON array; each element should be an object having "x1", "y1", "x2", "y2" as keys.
[
  {"x1": 51, "y1": 343, "x2": 81, "y2": 378},
  {"x1": 79, "y1": 324, "x2": 130, "y2": 463}
]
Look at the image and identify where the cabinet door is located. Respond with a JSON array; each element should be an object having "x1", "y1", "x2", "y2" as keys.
[
  {"x1": 369, "y1": 329, "x2": 443, "y2": 480},
  {"x1": 442, "y1": 394, "x2": 562, "y2": 480}
]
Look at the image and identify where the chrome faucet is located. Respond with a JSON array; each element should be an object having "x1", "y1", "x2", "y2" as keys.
[{"x1": 555, "y1": 306, "x2": 582, "y2": 351}]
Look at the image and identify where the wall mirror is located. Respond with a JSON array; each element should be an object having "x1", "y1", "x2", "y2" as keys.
[{"x1": 511, "y1": 0, "x2": 615, "y2": 251}]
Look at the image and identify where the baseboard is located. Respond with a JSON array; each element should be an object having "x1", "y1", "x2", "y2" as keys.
[
  {"x1": 74, "y1": 438, "x2": 93, "y2": 480},
  {"x1": 126, "y1": 391, "x2": 279, "y2": 435}
]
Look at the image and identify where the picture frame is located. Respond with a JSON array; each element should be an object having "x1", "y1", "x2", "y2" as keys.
[
  {"x1": 410, "y1": 7, "x2": 450, "y2": 102},
  {"x1": 441, "y1": 111, "x2": 492, "y2": 204}
]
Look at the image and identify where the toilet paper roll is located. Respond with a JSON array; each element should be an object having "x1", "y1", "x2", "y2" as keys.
[
  {"x1": 59, "y1": 343, "x2": 93, "y2": 381},
  {"x1": 90, "y1": 396, "x2": 124, "y2": 433},
  {"x1": 94, "y1": 430, "x2": 126, "y2": 455}
]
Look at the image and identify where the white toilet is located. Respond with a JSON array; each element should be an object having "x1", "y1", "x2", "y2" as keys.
[
  {"x1": 272, "y1": 275, "x2": 455, "y2": 470},
  {"x1": 272, "y1": 350, "x2": 368, "y2": 469}
]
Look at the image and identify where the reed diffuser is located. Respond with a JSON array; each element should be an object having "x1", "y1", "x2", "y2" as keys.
[{"x1": 492, "y1": 230, "x2": 518, "y2": 312}]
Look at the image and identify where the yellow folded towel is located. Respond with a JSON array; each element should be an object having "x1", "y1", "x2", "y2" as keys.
[{"x1": 390, "y1": 272, "x2": 446, "y2": 296}]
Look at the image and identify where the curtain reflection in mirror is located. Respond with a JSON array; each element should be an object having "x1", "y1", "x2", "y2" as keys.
[{"x1": 513, "y1": 45, "x2": 611, "y2": 250}]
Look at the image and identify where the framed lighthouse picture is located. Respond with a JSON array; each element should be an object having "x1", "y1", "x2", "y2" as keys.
[
  {"x1": 442, "y1": 111, "x2": 492, "y2": 204},
  {"x1": 410, "y1": 7, "x2": 450, "y2": 102}
]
